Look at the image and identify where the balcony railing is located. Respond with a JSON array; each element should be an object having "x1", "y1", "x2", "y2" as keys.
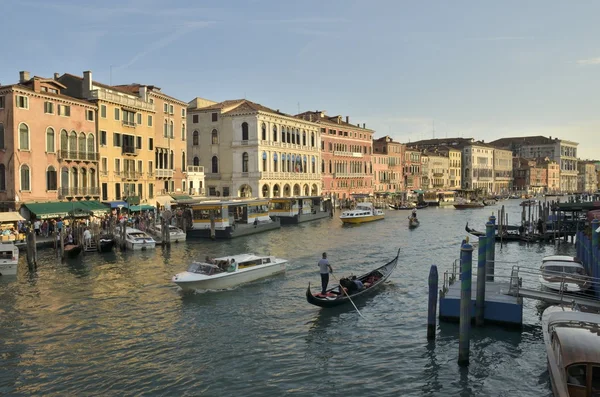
[
  {"x1": 122, "y1": 146, "x2": 139, "y2": 156},
  {"x1": 189, "y1": 188, "x2": 206, "y2": 196},
  {"x1": 232, "y1": 139, "x2": 259, "y2": 147},
  {"x1": 260, "y1": 172, "x2": 321, "y2": 180},
  {"x1": 122, "y1": 120, "x2": 136, "y2": 128},
  {"x1": 233, "y1": 171, "x2": 261, "y2": 179},
  {"x1": 205, "y1": 173, "x2": 220, "y2": 180},
  {"x1": 333, "y1": 173, "x2": 368, "y2": 178},
  {"x1": 58, "y1": 186, "x2": 100, "y2": 198},
  {"x1": 89, "y1": 89, "x2": 154, "y2": 111},
  {"x1": 58, "y1": 150, "x2": 99, "y2": 162},
  {"x1": 155, "y1": 169, "x2": 174, "y2": 178},
  {"x1": 333, "y1": 151, "x2": 364, "y2": 158},
  {"x1": 122, "y1": 171, "x2": 143, "y2": 180},
  {"x1": 186, "y1": 165, "x2": 205, "y2": 173}
]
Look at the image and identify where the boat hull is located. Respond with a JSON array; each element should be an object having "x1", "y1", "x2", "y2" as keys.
[
  {"x1": 340, "y1": 215, "x2": 385, "y2": 224},
  {"x1": 174, "y1": 262, "x2": 287, "y2": 292},
  {"x1": 538, "y1": 276, "x2": 588, "y2": 293},
  {"x1": 0, "y1": 262, "x2": 17, "y2": 276},
  {"x1": 187, "y1": 220, "x2": 281, "y2": 239},
  {"x1": 409, "y1": 220, "x2": 420, "y2": 229},
  {"x1": 453, "y1": 204, "x2": 484, "y2": 209},
  {"x1": 99, "y1": 239, "x2": 115, "y2": 252},
  {"x1": 277, "y1": 211, "x2": 330, "y2": 224},
  {"x1": 126, "y1": 241, "x2": 156, "y2": 250}
]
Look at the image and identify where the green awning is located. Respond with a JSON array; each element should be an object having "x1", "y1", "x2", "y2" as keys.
[
  {"x1": 413, "y1": 190, "x2": 425, "y2": 194},
  {"x1": 129, "y1": 204, "x2": 155, "y2": 212},
  {"x1": 170, "y1": 194, "x2": 193, "y2": 201},
  {"x1": 24, "y1": 200, "x2": 109, "y2": 219}
]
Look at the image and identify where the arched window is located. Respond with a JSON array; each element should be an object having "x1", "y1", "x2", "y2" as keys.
[
  {"x1": 69, "y1": 131, "x2": 77, "y2": 153},
  {"x1": 90, "y1": 168, "x2": 97, "y2": 188},
  {"x1": 286, "y1": 127, "x2": 291, "y2": 143},
  {"x1": 261, "y1": 123, "x2": 266, "y2": 140},
  {"x1": 0, "y1": 164, "x2": 5, "y2": 191},
  {"x1": 296, "y1": 129, "x2": 300, "y2": 144},
  {"x1": 193, "y1": 156, "x2": 200, "y2": 166},
  {"x1": 311, "y1": 132, "x2": 315, "y2": 147},
  {"x1": 211, "y1": 129, "x2": 218, "y2": 144},
  {"x1": 273, "y1": 153, "x2": 278, "y2": 172},
  {"x1": 302, "y1": 131, "x2": 306, "y2": 146},
  {"x1": 322, "y1": 159, "x2": 325, "y2": 173},
  {"x1": 87, "y1": 134, "x2": 95, "y2": 158},
  {"x1": 281, "y1": 127, "x2": 285, "y2": 143},
  {"x1": 81, "y1": 168, "x2": 88, "y2": 188},
  {"x1": 262, "y1": 152, "x2": 267, "y2": 171},
  {"x1": 303, "y1": 156, "x2": 307, "y2": 173},
  {"x1": 20, "y1": 165, "x2": 30, "y2": 190},
  {"x1": 242, "y1": 152, "x2": 249, "y2": 172},
  {"x1": 311, "y1": 156, "x2": 316, "y2": 173},
  {"x1": 211, "y1": 156, "x2": 218, "y2": 173},
  {"x1": 273, "y1": 125, "x2": 278, "y2": 142},
  {"x1": 46, "y1": 127, "x2": 55, "y2": 153},
  {"x1": 61, "y1": 167, "x2": 69, "y2": 189},
  {"x1": 71, "y1": 167, "x2": 79, "y2": 188},
  {"x1": 170, "y1": 120, "x2": 174, "y2": 137},
  {"x1": 242, "y1": 122, "x2": 249, "y2": 141},
  {"x1": 0, "y1": 123, "x2": 4, "y2": 149},
  {"x1": 170, "y1": 150, "x2": 174, "y2": 170},
  {"x1": 19, "y1": 123, "x2": 29, "y2": 150},
  {"x1": 60, "y1": 129, "x2": 68, "y2": 152},
  {"x1": 181, "y1": 152, "x2": 186, "y2": 171},
  {"x1": 291, "y1": 130, "x2": 296, "y2": 144},
  {"x1": 46, "y1": 166, "x2": 57, "y2": 191},
  {"x1": 193, "y1": 130, "x2": 199, "y2": 146},
  {"x1": 78, "y1": 132, "x2": 86, "y2": 157},
  {"x1": 163, "y1": 120, "x2": 168, "y2": 137}
]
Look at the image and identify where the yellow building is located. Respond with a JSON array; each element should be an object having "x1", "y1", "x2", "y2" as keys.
[{"x1": 59, "y1": 71, "x2": 158, "y2": 204}]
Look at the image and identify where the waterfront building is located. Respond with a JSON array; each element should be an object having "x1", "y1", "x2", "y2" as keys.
[
  {"x1": 185, "y1": 165, "x2": 206, "y2": 196},
  {"x1": 0, "y1": 71, "x2": 99, "y2": 211},
  {"x1": 490, "y1": 136, "x2": 578, "y2": 192},
  {"x1": 493, "y1": 148, "x2": 513, "y2": 194},
  {"x1": 187, "y1": 99, "x2": 321, "y2": 198},
  {"x1": 403, "y1": 149, "x2": 422, "y2": 191},
  {"x1": 296, "y1": 111, "x2": 374, "y2": 200},
  {"x1": 373, "y1": 136, "x2": 405, "y2": 193},
  {"x1": 461, "y1": 141, "x2": 494, "y2": 193},
  {"x1": 372, "y1": 153, "x2": 389, "y2": 193},
  {"x1": 438, "y1": 146, "x2": 462, "y2": 190},
  {"x1": 420, "y1": 154, "x2": 429, "y2": 189},
  {"x1": 113, "y1": 84, "x2": 189, "y2": 197},
  {"x1": 415, "y1": 149, "x2": 449, "y2": 190},
  {"x1": 545, "y1": 159, "x2": 560, "y2": 193},
  {"x1": 58, "y1": 71, "x2": 156, "y2": 204},
  {"x1": 513, "y1": 157, "x2": 547, "y2": 193},
  {"x1": 577, "y1": 161, "x2": 598, "y2": 193}
]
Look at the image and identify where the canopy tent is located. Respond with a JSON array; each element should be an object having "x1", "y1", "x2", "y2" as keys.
[
  {"x1": 412, "y1": 190, "x2": 425, "y2": 194},
  {"x1": 0, "y1": 212, "x2": 25, "y2": 223},
  {"x1": 23, "y1": 200, "x2": 109, "y2": 220},
  {"x1": 128, "y1": 204, "x2": 155, "y2": 212},
  {"x1": 170, "y1": 194, "x2": 193, "y2": 201},
  {"x1": 155, "y1": 195, "x2": 174, "y2": 209}
]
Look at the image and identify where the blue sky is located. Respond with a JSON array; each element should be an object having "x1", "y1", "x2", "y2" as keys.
[{"x1": 2, "y1": 0, "x2": 600, "y2": 159}]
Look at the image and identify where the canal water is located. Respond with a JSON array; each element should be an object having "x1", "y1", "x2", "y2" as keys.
[{"x1": 0, "y1": 199, "x2": 575, "y2": 396}]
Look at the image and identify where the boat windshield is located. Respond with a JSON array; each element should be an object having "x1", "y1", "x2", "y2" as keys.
[
  {"x1": 544, "y1": 265, "x2": 584, "y2": 275},
  {"x1": 187, "y1": 263, "x2": 220, "y2": 275}
]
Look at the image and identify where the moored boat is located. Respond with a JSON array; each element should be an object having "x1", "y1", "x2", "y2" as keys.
[
  {"x1": 306, "y1": 248, "x2": 399, "y2": 308},
  {"x1": 269, "y1": 196, "x2": 330, "y2": 224},
  {"x1": 64, "y1": 243, "x2": 82, "y2": 258},
  {"x1": 453, "y1": 201, "x2": 484, "y2": 209},
  {"x1": 542, "y1": 305, "x2": 600, "y2": 397},
  {"x1": 340, "y1": 202, "x2": 384, "y2": 224},
  {"x1": 172, "y1": 253, "x2": 288, "y2": 292},
  {"x1": 151, "y1": 224, "x2": 186, "y2": 243},
  {"x1": 539, "y1": 256, "x2": 590, "y2": 293},
  {"x1": 98, "y1": 235, "x2": 115, "y2": 252},
  {"x1": 520, "y1": 199, "x2": 539, "y2": 206},
  {"x1": 124, "y1": 228, "x2": 156, "y2": 250},
  {"x1": 0, "y1": 242, "x2": 19, "y2": 276}
]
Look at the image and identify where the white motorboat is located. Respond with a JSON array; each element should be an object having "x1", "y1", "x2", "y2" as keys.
[
  {"x1": 124, "y1": 228, "x2": 156, "y2": 250},
  {"x1": 152, "y1": 224, "x2": 186, "y2": 243},
  {"x1": 172, "y1": 253, "x2": 288, "y2": 292},
  {"x1": 0, "y1": 242, "x2": 19, "y2": 276},
  {"x1": 340, "y1": 202, "x2": 385, "y2": 224},
  {"x1": 539, "y1": 255, "x2": 590, "y2": 293}
]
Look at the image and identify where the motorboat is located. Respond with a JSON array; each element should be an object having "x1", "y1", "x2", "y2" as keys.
[
  {"x1": 542, "y1": 305, "x2": 600, "y2": 397},
  {"x1": 340, "y1": 202, "x2": 385, "y2": 224},
  {"x1": 453, "y1": 199, "x2": 484, "y2": 209},
  {"x1": 0, "y1": 242, "x2": 19, "y2": 276},
  {"x1": 389, "y1": 203, "x2": 428, "y2": 210},
  {"x1": 172, "y1": 253, "x2": 288, "y2": 292},
  {"x1": 539, "y1": 255, "x2": 590, "y2": 293},
  {"x1": 152, "y1": 224, "x2": 186, "y2": 243},
  {"x1": 124, "y1": 228, "x2": 156, "y2": 250}
]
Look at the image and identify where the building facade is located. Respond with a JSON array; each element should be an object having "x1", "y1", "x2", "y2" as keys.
[
  {"x1": 513, "y1": 157, "x2": 546, "y2": 193},
  {"x1": 372, "y1": 153, "x2": 388, "y2": 193},
  {"x1": 373, "y1": 136, "x2": 405, "y2": 192},
  {"x1": 403, "y1": 149, "x2": 422, "y2": 191},
  {"x1": 577, "y1": 161, "x2": 598, "y2": 193},
  {"x1": 493, "y1": 148, "x2": 513, "y2": 193},
  {"x1": 187, "y1": 99, "x2": 321, "y2": 198},
  {"x1": 0, "y1": 71, "x2": 99, "y2": 211},
  {"x1": 59, "y1": 71, "x2": 157, "y2": 204},
  {"x1": 296, "y1": 111, "x2": 374, "y2": 199},
  {"x1": 462, "y1": 142, "x2": 494, "y2": 193}
]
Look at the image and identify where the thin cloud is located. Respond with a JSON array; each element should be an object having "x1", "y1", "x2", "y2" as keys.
[
  {"x1": 576, "y1": 57, "x2": 600, "y2": 66},
  {"x1": 466, "y1": 36, "x2": 534, "y2": 41},
  {"x1": 250, "y1": 17, "x2": 349, "y2": 25}
]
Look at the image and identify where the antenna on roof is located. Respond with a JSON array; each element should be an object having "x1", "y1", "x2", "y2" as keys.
[
  {"x1": 432, "y1": 120, "x2": 435, "y2": 139},
  {"x1": 298, "y1": 102, "x2": 300, "y2": 114}
]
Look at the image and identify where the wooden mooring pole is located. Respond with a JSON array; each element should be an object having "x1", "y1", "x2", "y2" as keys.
[
  {"x1": 458, "y1": 242, "x2": 474, "y2": 366},
  {"x1": 427, "y1": 265, "x2": 438, "y2": 340},
  {"x1": 209, "y1": 210, "x2": 216, "y2": 240},
  {"x1": 26, "y1": 228, "x2": 37, "y2": 270},
  {"x1": 476, "y1": 236, "x2": 487, "y2": 326}
]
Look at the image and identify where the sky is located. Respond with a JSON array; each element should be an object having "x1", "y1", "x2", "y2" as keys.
[{"x1": 2, "y1": 0, "x2": 600, "y2": 159}]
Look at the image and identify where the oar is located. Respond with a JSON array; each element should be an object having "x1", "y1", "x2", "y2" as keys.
[{"x1": 330, "y1": 273, "x2": 366, "y2": 320}]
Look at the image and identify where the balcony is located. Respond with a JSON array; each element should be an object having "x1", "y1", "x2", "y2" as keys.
[
  {"x1": 233, "y1": 171, "x2": 262, "y2": 179},
  {"x1": 259, "y1": 171, "x2": 321, "y2": 181},
  {"x1": 155, "y1": 169, "x2": 174, "y2": 178},
  {"x1": 232, "y1": 139, "x2": 260, "y2": 147},
  {"x1": 58, "y1": 150, "x2": 99, "y2": 162},
  {"x1": 89, "y1": 89, "x2": 154, "y2": 111},
  {"x1": 122, "y1": 145, "x2": 139, "y2": 156},
  {"x1": 122, "y1": 171, "x2": 143, "y2": 180},
  {"x1": 333, "y1": 173, "x2": 368, "y2": 178},
  {"x1": 186, "y1": 165, "x2": 205, "y2": 173},
  {"x1": 189, "y1": 188, "x2": 206, "y2": 196},
  {"x1": 333, "y1": 151, "x2": 364, "y2": 158},
  {"x1": 205, "y1": 173, "x2": 221, "y2": 180},
  {"x1": 122, "y1": 120, "x2": 136, "y2": 128},
  {"x1": 58, "y1": 186, "x2": 100, "y2": 198}
]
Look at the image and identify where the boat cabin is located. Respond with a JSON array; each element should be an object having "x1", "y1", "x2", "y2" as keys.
[
  {"x1": 188, "y1": 198, "x2": 271, "y2": 231},
  {"x1": 423, "y1": 191, "x2": 456, "y2": 206},
  {"x1": 270, "y1": 196, "x2": 323, "y2": 217}
]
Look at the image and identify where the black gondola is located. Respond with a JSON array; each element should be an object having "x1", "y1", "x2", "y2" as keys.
[
  {"x1": 465, "y1": 222, "x2": 533, "y2": 242},
  {"x1": 408, "y1": 217, "x2": 420, "y2": 229},
  {"x1": 64, "y1": 244, "x2": 82, "y2": 258},
  {"x1": 99, "y1": 236, "x2": 115, "y2": 252},
  {"x1": 306, "y1": 248, "x2": 400, "y2": 308},
  {"x1": 388, "y1": 203, "x2": 428, "y2": 210}
]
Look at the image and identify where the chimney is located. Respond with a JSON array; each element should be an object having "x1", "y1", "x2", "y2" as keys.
[
  {"x1": 337, "y1": 116, "x2": 341, "y2": 124},
  {"x1": 19, "y1": 71, "x2": 30, "y2": 83},
  {"x1": 82, "y1": 70, "x2": 93, "y2": 98},
  {"x1": 139, "y1": 85, "x2": 147, "y2": 102},
  {"x1": 357, "y1": 123, "x2": 359, "y2": 127},
  {"x1": 363, "y1": 123, "x2": 366, "y2": 128},
  {"x1": 346, "y1": 116, "x2": 349, "y2": 123},
  {"x1": 309, "y1": 114, "x2": 313, "y2": 122},
  {"x1": 549, "y1": 136, "x2": 552, "y2": 140},
  {"x1": 54, "y1": 73, "x2": 59, "y2": 80}
]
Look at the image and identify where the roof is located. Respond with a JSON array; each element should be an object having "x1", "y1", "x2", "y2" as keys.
[
  {"x1": 0, "y1": 80, "x2": 97, "y2": 107},
  {"x1": 113, "y1": 84, "x2": 188, "y2": 105},
  {"x1": 0, "y1": 212, "x2": 25, "y2": 223},
  {"x1": 128, "y1": 204, "x2": 155, "y2": 212},
  {"x1": 192, "y1": 99, "x2": 292, "y2": 117},
  {"x1": 490, "y1": 136, "x2": 558, "y2": 147},
  {"x1": 60, "y1": 73, "x2": 135, "y2": 95},
  {"x1": 551, "y1": 312, "x2": 600, "y2": 367},
  {"x1": 295, "y1": 111, "x2": 374, "y2": 132},
  {"x1": 543, "y1": 255, "x2": 579, "y2": 263},
  {"x1": 23, "y1": 200, "x2": 109, "y2": 219}
]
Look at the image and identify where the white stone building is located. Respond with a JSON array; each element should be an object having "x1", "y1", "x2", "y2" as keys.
[
  {"x1": 187, "y1": 99, "x2": 321, "y2": 198},
  {"x1": 462, "y1": 142, "x2": 494, "y2": 193}
]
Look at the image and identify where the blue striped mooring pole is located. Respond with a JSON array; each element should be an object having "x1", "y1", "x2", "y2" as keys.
[
  {"x1": 485, "y1": 221, "x2": 495, "y2": 282},
  {"x1": 427, "y1": 265, "x2": 438, "y2": 340},
  {"x1": 458, "y1": 242, "x2": 474, "y2": 366}
]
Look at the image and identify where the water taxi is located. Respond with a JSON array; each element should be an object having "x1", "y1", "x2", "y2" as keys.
[
  {"x1": 186, "y1": 198, "x2": 280, "y2": 239},
  {"x1": 172, "y1": 253, "x2": 288, "y2": 292},
  {"x1": 269, "y1": 196, "x2": 330, "y2": 224},
  {"x1": 0, "y1": 242, "x2": 19, "y2": 276},
  {"x1": 340, "y1": 202, "x2": 384, "y2": 224},
  {"x1": 542, "y1": 305, "x2": 600, "y2": 397},
  {"x1": 539, "y1": 255, "x2": 590, "y2": 293},
  {"x1": 124, "y1": 228, "x2": 156, "y2": 250},
  {"x1": 150, "y1": 224, "x2": 187, "y2": 243}
]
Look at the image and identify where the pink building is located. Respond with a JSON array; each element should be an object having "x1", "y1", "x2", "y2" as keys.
[
  {"x1": 297, "y1": 111, "x2": 374, "y2": 200},
  {"x1": 372, "y1": 136, "x2": 405, "y2": 192},
  {"x1": 0, "y1": 71, "x2": 99, "y2": 211},
  {"x1": 403, "y1": 148, "x2": 422, "y2": 191}
]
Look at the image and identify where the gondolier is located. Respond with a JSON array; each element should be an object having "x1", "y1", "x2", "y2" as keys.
[{"x1": 318, "y1": 252, "x2": 333, "y2": 296}]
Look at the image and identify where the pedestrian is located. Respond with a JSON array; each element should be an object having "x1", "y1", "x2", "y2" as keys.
[
  {"x1": 317, "y1": 252, "x2": 333, "y2": 296},
  {"x1": 34, "y1": 219, "x2": 41, "y2": 236},
  {"x1": 83, "y1": 228, "x2": 92, "y2": 249}
]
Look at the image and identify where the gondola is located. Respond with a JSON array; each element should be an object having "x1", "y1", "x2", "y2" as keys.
[
  {"x1": 465, "y1": 222, "x2": 531, "y2": 242},
  {"x1": 388, "y1": 203, "x2": 428, "y2": 210},
  {"x1": 306, "y1": 248, "x2": 400, "y2": 308},
  {"x1": 408, "y1": 217, "x2": 420, "y2": 229},
  {"x1": 64, "y1": 243, "x2": 82, "y2": 258},
  {"x1": 99, "y1": 236, "x2": 115, "y2": 252}
]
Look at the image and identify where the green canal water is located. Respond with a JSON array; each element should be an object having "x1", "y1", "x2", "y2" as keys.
[{"x1": 0, "y1": 199, "x2": 575, "y2": 396}]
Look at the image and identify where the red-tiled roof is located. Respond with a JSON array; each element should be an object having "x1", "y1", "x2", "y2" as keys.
[
  {"x1": 61, "y1": 73, "x2": 134, "y2": 95},
  {"x1": 0, "y1": 81, "x2": 96, "y2": 107},
  {"x1": 296, "y1": 111, "x2": 373, "y2": 131},
  {"x1": 113, "y1": 84, "x2": 187, "y2": 104}
]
